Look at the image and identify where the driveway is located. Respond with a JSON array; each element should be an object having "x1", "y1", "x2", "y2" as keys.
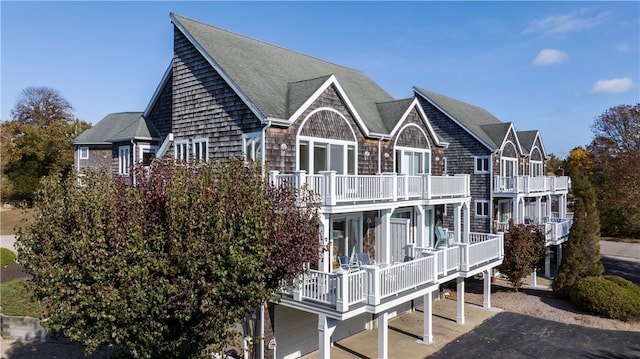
[{"x1": 429, "y1": 311, "x2": 640, "y2": 358}]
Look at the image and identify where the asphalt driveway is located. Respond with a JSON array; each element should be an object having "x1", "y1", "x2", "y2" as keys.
[{"x1": 429, "y1": 311, "x2": 640, "y2": 358}]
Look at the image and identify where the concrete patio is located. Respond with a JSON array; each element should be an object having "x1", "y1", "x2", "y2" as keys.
[{"x1": 300, "y1": 297, "x2": 502, "y2": 359}]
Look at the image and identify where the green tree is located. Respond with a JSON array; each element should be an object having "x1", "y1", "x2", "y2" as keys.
[
  {"x1": 588, "y1": 103, "x2": 640, "y2": 237},
  {"x1": 498, "y1": 221, "x2": 546, "y2": 292},
  {"x1": 552, "y1": 175, "x2": 604, "y2": 299},
  {"x1": 16, "y1": 158, "x2": 321, "y2": 358},
  {"x1": 1, "y1": 87, "x2": 90, "y2": 203}
]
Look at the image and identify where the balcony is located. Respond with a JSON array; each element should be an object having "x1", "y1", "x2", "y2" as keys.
[
  {"x1": 270, "y1": 171, "x2": 470, "y2": 207},
  {"x1": 282, "y1": 233, "x2": 503, "y2": 313},
  {"x1": 495, "y1": 215, "x2": 573, "y2": 246},
  {"x1": 494, "y1": 176, "x2": 570, "y2": 195}
]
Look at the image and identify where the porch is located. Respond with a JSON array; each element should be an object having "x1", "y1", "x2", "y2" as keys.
[
  {"x1": 495, "y1": 214, "x2": 573, "y2": 246},
  {"x1": 269, "y1": 171, "x2": 470, "y2": 207},
  {"x1": 281, "y1": 233, "x2": 504, "y2": 313},
  {"x1": 493, "y1": 175, "x2": 570, "y2": 195}
]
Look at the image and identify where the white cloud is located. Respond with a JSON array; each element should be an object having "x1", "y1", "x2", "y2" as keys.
[
  {"x1": 524, "y1": 9, "x2": 609, "y2": 36},
  {"x1": 531, "y1": 49, "x2": 568, "y2": 66},
  {"x1": 590, "y1": 78, "x2": 634, "y2": 94}
]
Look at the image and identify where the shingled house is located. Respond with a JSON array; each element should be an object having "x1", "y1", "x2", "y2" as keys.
[
  {"x1": 75, "y1": 13, "x2": 509, "y2": 359},
  {"x1": 415, "y1": 88, "x2": 572, "y2": 279}
]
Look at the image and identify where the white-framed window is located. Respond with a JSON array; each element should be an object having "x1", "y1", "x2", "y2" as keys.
[
  {"x1": 530, "y1": 161, "x2": 543, "y2": 177},
  {"x1": 298, "y1": 138, "x2": 356, "y2": 175},
  {"x1": 138, "y1": 144, "x2": 158, "y2": 166},
  {"x1": 79, "y1": 146, "x2": 89, "y2": 160},
  {"x1": 474, "y1": 156, "x2": 490, "y2": 173},
  {"x1": 475, "y1": 200, "x2": 490, "y2": 217},
  {"x1": 192, "y1": 138, "x2": 209, "y2": 161},
  {"x1": 118, "y1": 145, "x2": 131, "y2": 175},
  {"x1": 501, "y1": 158, "x2": 518, "y2": 177},
  {"x1": 174, "y1": 140, "x2": 189, "y2": 162},
  {"x1": 243, "y1": 132, "x2": 263, "y2": 161},
  {"x1": 395, "y1": 147, "x2": 430, "y2": 175},
  {"x1": 442, "y1": 157, "x2": 448, "y2": 175}
]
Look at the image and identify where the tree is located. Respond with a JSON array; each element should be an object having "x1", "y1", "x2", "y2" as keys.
[
  {"x1": 565, "y1": 146, "x2": 593, "y2": 178},
  {"x1": 16, "y1": 158, "x2": 321, "y2": 358},
  {"x1": 497, "y1": 220, "x2": 546, "y2": 292},
  {"x1": 588, "y1": 103, "x2": 640, "y2": 237},
  {"x1": 1, "y1": 86, "x2": 90, "y2": 203},
  {"x1": 10, "y1": 86, "x2": 75, "y2": 127},
  {"x1": 552, "y1": 175, "x2": 604, "y2": 299}
]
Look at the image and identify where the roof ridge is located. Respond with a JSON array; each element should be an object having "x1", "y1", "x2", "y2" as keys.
[{"x1": 171, "y1": 13, "x2": 371, "y2": 77}]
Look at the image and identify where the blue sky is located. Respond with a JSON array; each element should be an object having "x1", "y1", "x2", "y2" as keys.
[{"x1": 2, "y1": 1, "x2": 638, "y2": 158}]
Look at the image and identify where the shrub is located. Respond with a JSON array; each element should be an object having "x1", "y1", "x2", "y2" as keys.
[
  {"x1": 569, "y1": 275, "x2": 640, "y2": 321},
  {"x1": 1, "y1": 247, "x2": 16, "y2": 267}
]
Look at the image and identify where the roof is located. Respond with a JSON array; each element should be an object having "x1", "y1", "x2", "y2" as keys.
[
  {"x1": 170, "y1": 13, "x2": 398, "y2": 135},
  {"x1": 74, "y1": 112, "x2": 160, "y2": 144},
  {"x1": 517, "y1": 130, "x2": 539, "y2": 154},
  {"x1": 414, "y1": 87, "x2": 506, "y2": 150}
]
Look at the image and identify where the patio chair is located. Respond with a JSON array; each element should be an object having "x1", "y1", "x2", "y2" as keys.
[
  {"x1": 339, "y1": 255, "x2": 359, "y2": 271},
  {"x1": 435, "y1": 226, "x2": 454, "y2": 248},
  {"x1": 357, "y1": 252, "x2": 372, "y2": 266}
]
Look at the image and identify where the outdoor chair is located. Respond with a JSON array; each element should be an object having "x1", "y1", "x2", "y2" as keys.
[{"x1": 339, "y1": 255, "x2": 359, "y2": 272}]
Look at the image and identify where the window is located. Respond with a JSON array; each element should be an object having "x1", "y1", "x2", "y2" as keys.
[
  {"x1": 243, "y1": 133, "x2": 262, "y2": 161},
  {"x1": 442, "y1": 157, "x2": 448, "y2": 175},
  {"x1": 298, "y1": 138, "x2": 356, "y2": 175},
  {"x1": 175, "y1": 140, "x2": 189, "y2": 162},
  {"x1": 193, "y1": 138, "x2": 209, "y2": 161},
  {"x1": 118, "y1": 146, "x2": 131, "y2": 175},
  {"x1": 474, "y1": 156, "x2": 490, "y2": 173},
  {"x1": 139, "y1": 144, "x2": 157, "y2": 166},
  {"x1": 530, "y1": 161, "x2": 543, "y2": 177},
  {"x1": 395, "y1": 148, "x2": 430, "y2": 175},
  {"x1": 79, "y1": 147, "x2": 89, "y2": 160},
  {"x1": 475, "y1": 200, "x2": 490, "y2": 217},
  {"x1": 501, "y1": 158, "x2": 518, "y2": 177}
]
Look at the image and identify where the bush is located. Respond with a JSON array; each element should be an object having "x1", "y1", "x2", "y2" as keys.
[
  {"x1": 569, "y1": 275, "x2": 640, "y2": 321},
  {"x1": 1, "y1": 247, "x2": 16, "y2": 266}
]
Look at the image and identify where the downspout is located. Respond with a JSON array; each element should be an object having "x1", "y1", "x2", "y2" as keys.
[
  {"x1": 131, "y1": 139, "x2": 136, "y2": 184},
  {"x1": 75, "y1": 145, "x2": 80, "y2": 173},
  {"x1": 262, "y1": 120, "x2": 271, "y2": 173},
  {"x1": 378, "y1": 138, "x2": 382, "y2": 174}
]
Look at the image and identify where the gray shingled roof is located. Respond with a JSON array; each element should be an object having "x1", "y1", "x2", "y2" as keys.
[
  {"x1": 74, "y1": 112, "x2": 159, "y2": 144},
  {"x1": 517, "y1": 130, "x2": 539, "y2": 154},
  {"x1": 171, "y1": 13, "x2": 397, "y2": 135},
  {"x1": 414, "y1": 87, "x2": 506, "y2": 150}
]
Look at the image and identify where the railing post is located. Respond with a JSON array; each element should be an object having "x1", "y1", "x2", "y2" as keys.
[
  {"x1": 292, "y1": 275, "x2": 303, "y2": 301},
  {"x1": 422, "y1": 173, "x2": 431, "y2": 200},
  {"x1": 294, "y1": 170, "x2": 307, "y2": 191},
  {"x1": 432, "y1": 252, "x2": 438, "y2": 283},
  {"x1": 335, "y1": 272, "x2": 349, "y2": 312},
  {"x1": 367, "y1": 268, "x2": 381, "y2": 305},
  {"x1": 391, "y1": 173, "x2": 398, "y2": 202},
  {"x1": 399, "y1": 173, "x2": 409, "y2": 200},
  {"x1": 268, "y1": 170, "x2": 280, "y2": 186},
  {"x1": 320, "y1": 171, "x2": 336, "y2": 206}
]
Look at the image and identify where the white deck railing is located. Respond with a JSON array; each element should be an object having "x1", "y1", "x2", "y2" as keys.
[
  {"x1": 286, "y1": 234, "x2": 504, "y2": 312},
  {"x1": 494, "y1": 175, "x2": 570, "y2": 194},
  {"x1": 494, "y1": 217, "x2": 572, "y2": 245},
  {"x1": 269, "y1": 171, "x2": 470, "y2": 206}
]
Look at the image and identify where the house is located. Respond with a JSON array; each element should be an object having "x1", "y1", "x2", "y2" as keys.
[
  {"x1": 415, "y1": 88, "x2": 572, "y2": 279},
  {"x1": 75, "y1": 13, "x2": 508, "y2": 359}
]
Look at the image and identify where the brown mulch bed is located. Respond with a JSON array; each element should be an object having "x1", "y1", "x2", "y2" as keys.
[{"x1": 0, "y1": 264, "x2": 32, "y2": 284}]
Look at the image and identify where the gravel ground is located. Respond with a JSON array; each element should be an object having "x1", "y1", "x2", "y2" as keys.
[{"x1": 463, "y1": 277, "x2": 640, "y2": 333}]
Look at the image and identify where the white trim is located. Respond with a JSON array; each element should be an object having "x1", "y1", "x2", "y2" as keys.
[
  {"x1": 118, "y1": 145, "x2": 131, "y2": 175},
  {"x1": 192, "y1": 138, "x2": 209, "y2": 161},
  {"x1": 474, "y1": 200, "x2": 490, "y2": 217},
  {"x1": 394, "y1": 146, "x2": 431, "y2": 175},
  {"x1": 390, "y1": 98, "x2": 446, "y2": 148},
  {"x1": 138, "y1": 144, "x2": 158, "y2": 165},
  {"x1": 79, "y1": 146, "x2": 89, "y2": 160},
  {"x1": 243, "y1": 132, "x2": 263, "y2": 161},
  {"x1": 170, "y1": 14, "x2": 267, "y2": 124},
  {"x1": 498, "y1": 124, "x2": 525, "y2": 156},
  {"x1": 174, "y1": 140, "x2": 189, "y2": 162},
  {"x1": 474, "y1": 156, "x2": 490, "y2": 173}
]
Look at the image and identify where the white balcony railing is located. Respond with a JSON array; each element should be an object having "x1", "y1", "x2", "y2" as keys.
[
  {"x1": 494, "y1": 175, "x2": 570, "y2": 194},
  {"x1": 494, "y1": 217, "x2": 572, "y2": 245},
  {"x1": 269, "y1": 171, "x2": 470, "y2": 206},
  {"x1": 285, "y1": 233, "x2": 504, "y2": 312}
]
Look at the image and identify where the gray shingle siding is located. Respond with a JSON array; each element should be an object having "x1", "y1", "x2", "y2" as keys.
[
  {"x1": 146, "y1": 76, "x2": 173, "y2": 139},
  {"x1": 172, "y1": 29, "x2": 263, "y2": 160},
  {"x1": 418, "y1": 96, "x2": 492, "y2": 233}
]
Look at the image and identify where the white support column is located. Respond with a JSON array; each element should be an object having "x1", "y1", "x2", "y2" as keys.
[
  {"x1": 463, "y1": 200, "x2": 470, "y2": 243},
  {"x1": 512, "y1": 198, "x2": 519, "y2": 224},
  {"x1": 377, "y1": 311, "x2": 389, "y2": 359},
  {"x1": 380, "y1": 209, "x2": 392, "y2": 265},
  {"x1": 318, "y1": 314, "x2": 337, "y2": 359},
  {"x1": 536, "y1": 196, "x2": 542, "y2": 223},
  {"x1": 320, "y1": 213, "x2": 331, "y2": 273},
  {"x1": 559, "y1": 194, "x2": 567, "y2": 218},
  {"x1": 546, "y1": 195, "x2": 552, "y2": 219},
  {"x1": 483, "y1": 269, "x2": 491, "y2": 308},
  {"x1": 416, "y1": 205, "x2": 425, "y2": 248},
  {"x1": 453, "y1": 203, "x2": 462, "y2": 244},
  {"x1": 531, "y1": 267, "x2": 537, "y2": 287},
  {"x1": 544, "y1": 247, "x2": 551, "y2": 279},
  {"x1": 423, "y1": 291, "x2": 433, "y2": 344},
  {"x1": 456, "y1": 277, "x2": 465, "y2": 324}
]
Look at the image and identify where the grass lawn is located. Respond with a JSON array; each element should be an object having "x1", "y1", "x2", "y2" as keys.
[
  {"x1": 0, "y1": 208, "x2": 32, "y2": 235},
  {"x1": 0, "y1": 278, "x2": 43, "y2": 317}
]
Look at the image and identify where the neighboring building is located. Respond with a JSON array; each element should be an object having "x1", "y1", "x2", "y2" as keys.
[
  {"x1": 74, "y1": 112, "x2": 161, "y2": 176},
  {"x1": 73, "y1": 13, "x2": 571, "y2": 359},
  {"x1": 415, "y1": 88, "x2": 572, "y2": 278}
]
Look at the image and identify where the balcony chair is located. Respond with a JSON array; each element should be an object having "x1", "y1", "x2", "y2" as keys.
[
  {"x1": 434, "y1": 226, "x2": 455, "y2": 248},
  {"x1": 357, "y1": 252, "x2": 373, "y2": 266},
  {"x1": 338, "y1": 255, "x2": 359, "y2": 272}
]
